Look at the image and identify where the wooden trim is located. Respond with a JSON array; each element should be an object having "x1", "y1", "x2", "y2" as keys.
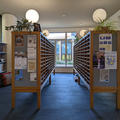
[
  {"x1": 11, "y1": 32, "x2": 15, "y2": 109},
  {"x1": 37, "y1": 33, "x2": 41, "y2": 109},
  {"x1": 90, "y1": 32, "x2": 94, "y2": 109},
  {"x1": 53, "y1": 69, "x2": 55, "y2": 75},
  {"x1": 93, "y1": 86, "x2": 116, "y2": 93},
  {"x1": 91, "y1": 30, "x2": 118, "y2": 34},
  {"x1": 117, "y1": 31, "x2": 120, "y2": 109},
  {"x1": 78, "y1": 76, "x2": 80, "y2": 85}
]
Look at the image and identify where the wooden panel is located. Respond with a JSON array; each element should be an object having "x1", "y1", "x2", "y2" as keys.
[
  {"x1": 90, "y1": 32, "x2": 94, "y2": 109},
  {"x1": 117, "y1": 31, "x2": 120, "y2": 109},
  {"x1": 73, "y1": 31, "x2": 120, "y2": 109},
  {"x1": 93, "y1": 86, "x2": 116, "y2": 92},
  {"x1": 73, "y1": 32, "x2": 91, "y2": 84},
  {"x1": 11, "y1": 32, "x2": 55, "y2": 109}
]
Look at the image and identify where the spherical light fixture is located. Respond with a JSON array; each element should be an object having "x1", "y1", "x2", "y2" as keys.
[
  {"x1": 80, "y1": 30, "x2": 87, "y2": 37},
  {"x1": 25, "y1": 9, "x2": 39, "y2": 23},
  {"x1": 42, "y1": 29, "x2": 49, "y2": 37},
  {"x1": 93, "y1": 8, "x2": 107, "y2": 23}
]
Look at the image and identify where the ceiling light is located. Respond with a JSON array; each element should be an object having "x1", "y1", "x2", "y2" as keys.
[
  {"x1": 25, "y1": 9, "x2": 39, "y2": 23},
  {"x1": 62, "y1": 13, "x2": 67, "y2": 17},
  {"x1": 80, "y1": 30, "x2": 87, "y2": 37},
  {"x1": 42, "y1": 29, "x2": 49, "y2": 37},
  {"x1": 93, "y1": 8, "x2": 107, "y2": 23}
]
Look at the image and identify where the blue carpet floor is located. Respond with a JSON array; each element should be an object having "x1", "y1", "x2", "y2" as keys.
[{"x1": 0, "y1": 73, "x2": 120, "y2": 120}]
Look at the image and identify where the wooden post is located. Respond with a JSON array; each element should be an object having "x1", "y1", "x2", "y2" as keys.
[
  {"x1": 11, "y1": 32, "x2": 15, "y2": 109},
  {"x1": 37, "y1": 91, "x2": 40, "y2": 109},
  {"x1": 12, "y1": 90, "x2": 15, "y2": 109},
  {"x1": 73, "y1": 69, "x2": 75, "y2": 75},
  {"x1": 78, "y1": 76, "x2": 80, "y2": 85},
  {"x1": 117, "y1": 31, "x2": 120, "y2": 109},
  {"x1": 90, "y1": 32, "x2": 94, "y2": 109},
  {"x1": 49, "y1": 75, "x2": 51, "y2": 85},
  {"x1": 53, "y1": 69, "x2": 55, "y2": 75},
  {"x1": 90, "y1": 89, "x2": 94, "y2": 109}
]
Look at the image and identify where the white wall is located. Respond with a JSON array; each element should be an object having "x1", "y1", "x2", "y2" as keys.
[
  {"x1": 55, "y1": 67, "x2": 73, "y2": 73},
  {"x1": 2, "y1": 14, "x2": 17, "y2": 72},
  {"x1": 107, "y1": 9, "x2": 120, "y2": 30},
  {"x1": 42, "y1": 27, "x2": 94, "y2": 33}
]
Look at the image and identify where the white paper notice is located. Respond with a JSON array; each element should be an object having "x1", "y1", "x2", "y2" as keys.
[
  {"x1": 27, "y1": 48, "x2": 36, "y2": 59},
  {"x1": 15, "y1": 57, "x2": 27, "y2": 69},
  {"x1": 22, "y1": 58, "x2": 27, "y2": 69},
  {"x1": 105, "y1": 51, "x2": 117, "y2": 69},
  {"x1": 30, "y1": 73, "x2": 37, "y2": 81},
  {"x1": 100, "y1": 69, "x2": 109, "y2": 82},
  {"x1": 99, "y1": 34, "x2": 112, "y2": 51}
]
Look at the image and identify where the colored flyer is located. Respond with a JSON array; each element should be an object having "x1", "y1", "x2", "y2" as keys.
[
  {"x1": 100, "y1": 69, "x2": 109, "y2": 83},
  {"x1": 28, "y1": 60, "x2": 36, "y2": 72},
  {"x1": 15, "y1": 35, "x2": 24, "y2": 47},
  {"x1": 27, "y1": 35, "x2": 36, "y2": 48},
  {"x1": 15, "y1": 70, "x2": 24, "y2": 80},
  {"x1": 99, "y1": 34, "x2": 112, "y2": 51},
  {"x1": 105, "y1": 51, "x2": 117, "y2": 69}
]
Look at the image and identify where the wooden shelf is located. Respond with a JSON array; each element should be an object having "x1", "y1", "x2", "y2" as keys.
[{"x1": 74, "y1": 32, "x2": 90, "y2": 84}]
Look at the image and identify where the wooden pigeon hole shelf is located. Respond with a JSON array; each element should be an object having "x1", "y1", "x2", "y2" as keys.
[
  {"x1": 73, "y1": 31, "x2": 120, "y2": 109},
  {"x1": 12, "y1": 32, "x2": 55, "y2": 109}
]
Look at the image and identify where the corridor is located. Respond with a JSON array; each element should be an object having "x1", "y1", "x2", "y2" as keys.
[{"x1": 0, "y1": 73, "x2": 118, "y2": 120}]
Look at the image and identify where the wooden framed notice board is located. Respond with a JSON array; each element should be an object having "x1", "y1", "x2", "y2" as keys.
[
  {"x1": 73, "y1": 31, "x2": 120, "y2": 109},
  {"x1": 12, "y1": 32, "x2": 55, "y2": 109}
]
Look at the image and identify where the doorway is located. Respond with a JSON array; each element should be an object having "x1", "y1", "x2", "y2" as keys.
[{"x1": 48, "y1": 32, "x2": 76, "y2": 68}]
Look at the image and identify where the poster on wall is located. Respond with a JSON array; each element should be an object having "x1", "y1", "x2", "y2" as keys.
[
  {"x1": 15, "y1": 70, "x2": 24, "y2": 80},
  {"x1": 28, "y1": 60, "x2": 36, "y2": 72},
  {"x1": 15, "y1": 52, "x2": 27, "y2": 69},
  {"x1": 15, "y1": 35, "x2": 24, "y2": 47},
  {"x1": 30, "y1": 73, "x2": 37, "y2": 81},
  {"x1": 100, "y1": 69, "x2": 109, "y2": 83},
  {"x1": 99, "y1": 34, "x2": 112, "y2": 51},
  {"x1": 93, "y1": 51, "x2": 105, "y2": 69},
  {"x1": 105, "y1": 51, "x2": 117, "y2": 69},
  {"x1": 27, "y1": 35, "x2": 36, "y2": 48},
  {"x1": 27, "y1": 48, "x2": 36, "y2": 59}
]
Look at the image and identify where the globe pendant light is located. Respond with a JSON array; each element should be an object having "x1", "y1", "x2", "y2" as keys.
[
  {"x1": 25, "y1": 9, "x2": 39, "y2": 23},
  {"x1": 93, "y1": 8, "x2": 107, "y2": 23}
]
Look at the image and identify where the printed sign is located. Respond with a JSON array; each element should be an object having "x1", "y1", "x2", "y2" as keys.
[
  {"x1": 100, "y1": 69, "x2": 109, "y2": 83},
  {"x1": 30, "y1": 73, "x2": 37, "y2": 81},
  {"x1": 99, "y1": 34, "x2": 112, "y2": 51},
  {"x1": 105, "y1": 51, "x2": 117, "y2": 69},
  {"x1": 28, "y1": 60, "x2": 36, "y2": 72}
]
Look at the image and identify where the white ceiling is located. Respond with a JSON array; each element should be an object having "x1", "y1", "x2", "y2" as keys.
[{"x1": 0, "y1": 0, "x2": 120, "y2": 28}]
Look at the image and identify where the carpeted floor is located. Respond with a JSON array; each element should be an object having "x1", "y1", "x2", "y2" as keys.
[{"x1": 0, "y1": 73, "x2": 120, "y2": 120}]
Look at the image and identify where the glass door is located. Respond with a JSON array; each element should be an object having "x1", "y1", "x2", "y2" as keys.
[
  {"x1": 56, "y1": 40, "x2": 65, "y2": 66},
  {"x1": 48, "y1": 32, "x2": 76, "y2": 67},
  {"x1": 66, "y1": 33, "x2": 75, "y2": 67}
]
